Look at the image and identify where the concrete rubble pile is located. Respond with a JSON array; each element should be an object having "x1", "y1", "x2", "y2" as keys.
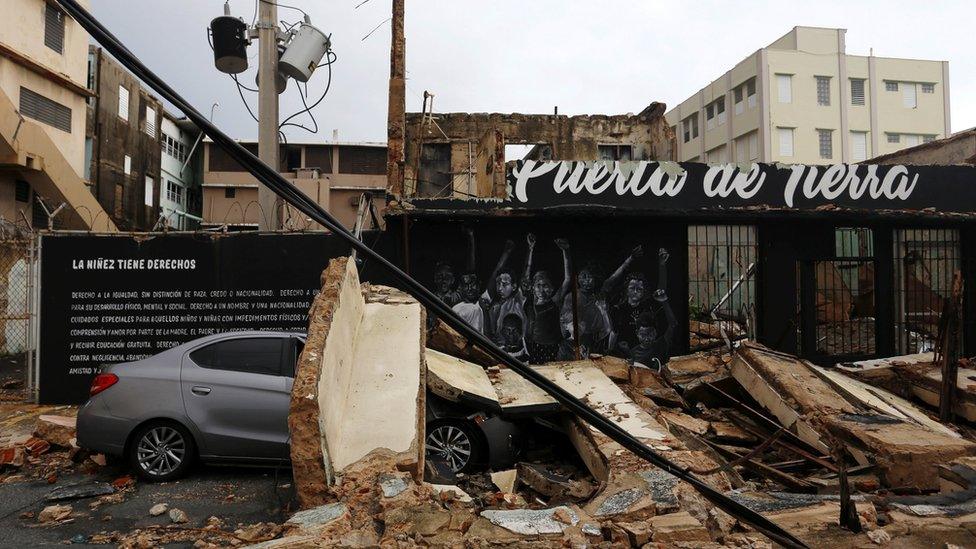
[{"x1": 267, "y1": 257, "x2": 976, "y2": 548}]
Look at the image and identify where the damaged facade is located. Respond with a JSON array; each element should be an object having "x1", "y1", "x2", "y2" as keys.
[{"x1": 393, "y1": 104, "x2": 674, "y2": 199}]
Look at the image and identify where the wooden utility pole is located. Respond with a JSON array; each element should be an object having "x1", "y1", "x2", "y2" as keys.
[
  {"x1": 386, "y1": 0, "x2": 406, "y2": 197},
  {"x1": 257, "y1": 0, "x2": 281, "y2": 230}
]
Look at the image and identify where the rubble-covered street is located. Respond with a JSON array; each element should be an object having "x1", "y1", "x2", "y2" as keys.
[{"x1": 0, "y1": 404, "x2": 293, "y2": 548}]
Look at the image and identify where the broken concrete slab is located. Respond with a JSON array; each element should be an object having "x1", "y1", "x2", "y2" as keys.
[
  {"x1": 289, "y1": 257, "x2": 426, "y2": 507},
  {"x1": 378, "y1": 472, "x2": 411, "y2": 498},
  {"x1": 516, "y1": 462, "x2": 593, "y2": 500},
  {"x1": 283, "y1": 502, "x2": 349, "y2": 536},
  {"x1": 427, "y1": 318, "x2": 495, "y2": 367},
  {"x1": 480, "y1": 506, "x2": 579, "y2": 535},
  {"x1": 490, "y1": 469, "x2": 517, "y2": 494},
  {"x1": 425, "y1": 349, "x2": 499, "y2": 410},
  {"x1": 34, "y1": 415, "x2": 77, "y2": 448},
  {"x1": 733, "y1": 343, "x2": 976, "y2": 491},
  {"x1": 649, "y1": 511, "x2": 710, "y2": 544},
  {"x1": 45, "y1": 482, "x2": 114, "y2": 501},
  {"x1": 426, "y1": 483, "x2": 473, "y2": 503}
]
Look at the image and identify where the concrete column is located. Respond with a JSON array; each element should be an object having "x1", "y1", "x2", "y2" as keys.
[
  {"x1": 758, "y1": 49, "x2": 772, "y2": 161},
  {"x1": 942, "y1": 61, "x2": 952, "y2": 136},
  {"x1": 868, "y1": 55, "x2": 880, "y2": 159},
  {"x1": 386, "y1": 0, "x2": 406, "y2": 196},
  {"x1": 837, "y1": 30, "x2": 850, "y2": 163},
  {"x1": 257, "y1": 0, "x2": 280, "y2": 230}
]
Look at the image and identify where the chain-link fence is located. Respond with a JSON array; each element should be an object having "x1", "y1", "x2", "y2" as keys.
[{"x1": 0, "y1": 220, "x2": 35, "y2": 402}]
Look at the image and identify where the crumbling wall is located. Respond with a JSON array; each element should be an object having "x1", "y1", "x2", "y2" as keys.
[
  {"x1": 400, "y1": 102, "x2": 672, "y2": 198},
  {"x1": 289, "y1": 256, "x2": 427, "y2": 508}
]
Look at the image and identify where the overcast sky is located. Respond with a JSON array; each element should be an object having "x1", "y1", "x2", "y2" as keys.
[{"x1": 89, "y1": 0, "x2": 975, "y2": 143}]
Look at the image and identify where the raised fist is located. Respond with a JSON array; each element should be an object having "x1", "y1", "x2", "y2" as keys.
[
  {"x1": 554, "y1": 238, "x2": 570, "y2": 251},
  {"x1": 658, "y1": 248, "x2": 669, "y2": 265},
  {"x1": 630, "y1": 245, "x2": 644, "y2": 259},
  {"x1": 526, "y1": 233, "x2": 536, "y2": 247},
  {"x1": 504, "y1": 239, "x2": 515, "y2": 252}
]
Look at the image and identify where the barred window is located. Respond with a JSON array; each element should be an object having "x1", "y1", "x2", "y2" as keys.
[
  {"x1": 19, "y1": 87, "x2": 71, "y2": 132},
  {"x1": 887, "y1": 133, "x2": 900, "y2": 144},
  {"x1": 921, "y1": 83, "x2": 935, "y2": 94},
  {"x1": 885, "y1": 81, "x2": 898, "y2": 92}
]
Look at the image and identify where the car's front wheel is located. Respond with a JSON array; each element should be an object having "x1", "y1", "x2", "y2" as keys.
[
  {"x1": 128, "y1": 421, "x2": 195, "y2": 482},
  {"x1": 425, "y1": 419, "x2": 484, "y2": 474}
]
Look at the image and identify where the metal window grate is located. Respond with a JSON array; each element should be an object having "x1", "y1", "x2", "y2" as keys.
[
  {"x1": 44, "y1": 4, "x2": 65, "y2": 54},
  {"x1": 19, "y1": 87, "x2": 71, "y2": 132},
  {"x1": 811, "y1": 228, "x2": 876, "y2": 357},
  {"x1": 816, "y1": 76, "x2": 831, "y2": 106},
  {"x1": 887, "y1": 133, "x2": 900, "y2": 144},
  {"x1": 688, "y1": 225, "x2": 757, "y2": 348},
  {"x1": 894, "y1": 228, "x2": 961, "y2": 354},
  {"x1": 885, "y1": 81, "x2": 899, "y2": 92},
  {"x1": 850, "y1": 79, "x2": 865, "y2": 106},
  {"x1": 921, "y1": 83, "x2": 935, "y2": 94}
]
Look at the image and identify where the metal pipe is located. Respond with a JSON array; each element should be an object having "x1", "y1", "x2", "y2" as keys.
[{"x1": 54, "y1": 2, "x2": 805, "y2": 546}]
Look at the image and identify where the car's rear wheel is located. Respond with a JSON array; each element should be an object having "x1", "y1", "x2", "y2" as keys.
[
  {"x1": 425, "y1": 419, "x2": 484, "y2": 474},
  {"x1": 128, "y1": 421, "x2": 195, "y2": 482}
]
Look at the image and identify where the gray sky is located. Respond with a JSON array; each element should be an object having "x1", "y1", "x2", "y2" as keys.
[{"x1": 89, "y1": 0, "x2": 975, "y2": 143}]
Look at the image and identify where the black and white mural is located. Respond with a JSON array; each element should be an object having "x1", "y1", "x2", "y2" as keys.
[{"x1": 411, "y1": 220, "x2": 686, "y2": 369}]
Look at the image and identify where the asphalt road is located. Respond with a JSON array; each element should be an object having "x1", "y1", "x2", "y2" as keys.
[{"x1": 0, "y1": 462, "x2": 294, "y2": 548}]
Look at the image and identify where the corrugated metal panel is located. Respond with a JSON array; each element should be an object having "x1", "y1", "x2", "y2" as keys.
[
  {"x1": 19, "y1": 87, "x2": 71, "y2": 132},
  {"x1": 44, "y1": 4, "x2": 65, "y2": 54}
]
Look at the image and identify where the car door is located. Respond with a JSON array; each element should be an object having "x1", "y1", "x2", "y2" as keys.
[{"x1": 181, "y1": 336, "x2": 291, "y2": 460}]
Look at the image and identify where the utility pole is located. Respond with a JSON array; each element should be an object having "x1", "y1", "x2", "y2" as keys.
[{"x1": 257, "y1": 0, "x2": 281, "y2": 230}]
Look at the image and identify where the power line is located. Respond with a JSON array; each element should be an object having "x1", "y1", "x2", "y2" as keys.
[{"x1": 257, "y1": 0, "x2": 307, "y2": 18}]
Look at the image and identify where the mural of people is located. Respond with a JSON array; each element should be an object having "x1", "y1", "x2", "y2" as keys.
[
  {"x1": 524, "y1": 236, "x2": 571, "y2": 363},
  {"x1": 424, "y1": 225, "x2": 678, "y2": 368},
  {"x1": 563, "y1": 245, "x2": 645, "y2": 356},
  {"x1": 610, "y1": 248, "x2": 669, "y2": 357},
  {"x1": 498, "y1": 313, "x2": 530, "y2": 361},
  {"x1": 628, "y1": 290, "x2": 677, "y2": 370}
]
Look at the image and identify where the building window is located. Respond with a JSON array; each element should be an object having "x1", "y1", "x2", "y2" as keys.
[
  {"x1": 145, "y1": 177, "x2": 154, "y2": 207},
  {"x1": 44, "y1": 4, "x2": 65, "y2": 54},
  {"x1": 19, "y1": 87, "x2": 71, "y2": 132},
  {"x1": 123, "y1": 155, "x2": 131, "y2": 175},
  {"x1": 716, "y1": 98, "x2": 726, "y2": 126},
  {"x1": 682, "y1": 114, "x2": 699, "y2": 142},
  {"x1": 86, "y1": 52, "x2": 96, "y2": 106},
  {"x1": 145, "y1": 106, "x2": 156, "y2": 138},
  {"x1": 166, "y1": 180, "x2": 184, "y2": 206},
  {"x1": 817, "y1": 129, "x2": 833, "y2": 159},
  {"x1": 746, "y1": 78, "x2": 757, "y2": 108},
  {"x1": 749, "y1": 131, "x2": 758, "y2": 160},
  {"x1": 887, "y1": 133, "x2": 900, "y2": 144},
  {"x1": 776, "y1": 74, "x2": 792, "y2": 104},
  {"x1": 118, "y1": 86, "x2": 129, "y2": 121},
  {"x1": 885, "y1": 81, "x2": 898, "y2": 92},
  {"x1": 923, "y1": 135, "x2": 936, "y2": 143},
  {"x1": 705, "y1": 104, "x2": 714, "y2": 130},
  {"x1": 851, "y1": 131, "x2": 868, "y2": 162},
  {"x1": 921, "y1": 83, "x2": 935, "y2": 94},
  {"x1": 850, "y1": 78, "x2": 865, "y2": 106},
  {"x1": 598, "y1": 145, "x2": 633, "y2": 161},
  {"x1": 904, "y1": 134, "x2": 921, "y2": 147},
  {"x1": 816, "y1": 76, "x2": 830, "y2": 106},
  {"x1": 15, "y1": 181, "x2": 30, "y2": 203},
  {"x1": 903, "y1": 83, "x2": 917, "y2": 108},
  {"x1": 778, "y1": 127, "x2": 794, "y2": 157},
  {"x1": 84, "y1": 137, "x2": 92, "y2": 180},
  {"x1": 224, "y1": 187, "x2": 236, "y2": 199},
  {"x1": 734, "y1": 86, "x2": 744, "y2": 115}
]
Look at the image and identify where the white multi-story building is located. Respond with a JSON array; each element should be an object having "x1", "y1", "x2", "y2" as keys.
[
  {"x1": 666, "y1": 26, "x2": 951, "y2": 165},
  {"x1": 158, "y1": 111, "x2": 202, "y2": 230}
]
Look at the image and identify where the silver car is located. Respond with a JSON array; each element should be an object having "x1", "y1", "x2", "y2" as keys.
[{"x1": 77, "y1": 331, "x2": 304, "y2": 481}]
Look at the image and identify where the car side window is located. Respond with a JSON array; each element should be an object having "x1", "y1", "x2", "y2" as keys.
[{"x1": 189, "y1": 337, "x2": 284, "y2": 376}]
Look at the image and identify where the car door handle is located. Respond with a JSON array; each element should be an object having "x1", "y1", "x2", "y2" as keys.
[{"x1": 191, "y1": 386, "x2": 211, "y2": 395}]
